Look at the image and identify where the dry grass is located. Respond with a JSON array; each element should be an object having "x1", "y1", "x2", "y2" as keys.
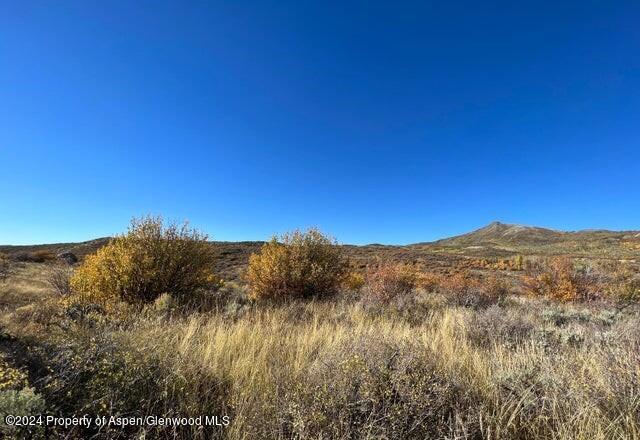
[
  {"x1": 0, "y1": 263, "x2": 52, "y2": 311},
  {"x1": 0, "y1": 264, "x2": 639, "y2": 439}
]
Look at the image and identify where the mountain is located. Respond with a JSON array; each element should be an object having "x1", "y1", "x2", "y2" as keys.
[
  {"x1": 420, "y1": 221, "x2": 640, "y2": 258},
  {"x1": 433, "y1": 221, "x2": 565, "y2": 246}
]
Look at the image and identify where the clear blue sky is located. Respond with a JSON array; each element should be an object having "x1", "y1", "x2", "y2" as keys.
[{"x1": 1, "y1": 1, "x2": 639, "y2": 245}]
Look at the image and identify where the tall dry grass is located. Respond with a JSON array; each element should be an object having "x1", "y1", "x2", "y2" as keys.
[
  {"x1": 0, "y1": 264, "x2": 639, "y2": 439},
  {"x1": 86, "y1": 300, "x2": 638, "y2": 439}
]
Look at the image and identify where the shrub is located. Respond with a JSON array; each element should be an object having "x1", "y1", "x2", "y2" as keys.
[
  {"x1": 70, "y1": 216, "x2": 220, "y2": 305},
  {"x1": 437, "y1": 272, "x2": 481, "y2": 306},
  {"x1": 467, "y1": 305, "x2": 535, "y2": 348},
  {"x1": 247, "y1": 228, "x2": 348, "y2": 301},
  {"x1": 35, "y1": 333, "x2": 184, "y2": 439},
  {"x1": 342, "y1": 271, "x2": 365, "y2": 292},
  {"x1": 33, "y1": 250, "x2": 56, "y2": 262},
  {"x1": 416, "y1": 271, "x2": 443, "y2": 292},
  {"x1": 434, "y1": 271, "x2": 507, "y2": 308},
  {"x1": 606, "y1": 268, "x2": 640, "y2": 306},
  {"x1": 437, "y1": 271, "x2": 479, "y2": 294},
  {"x1": 0, "y1": 355, "x2": 28, "y2": 391},
  {"x1": 46, "y1": 265, "x2": 73, "y2": 296},
  {"x1": 522, "y1": 257, "x2": 598, "y2": 302},
  {"x1": 12, "y1": 299, "x2": 65, "y2": 330},
  {"x1": 481, "y1": 274, "x2": 510, "y2": 301},
  {"x1": 614, "y1": 277, "x2": 640, "y2": 302},
  {"x1": 0, "y1": 253, "x2": 9, "y2": 282},
  {"x1": 0, "y1": 388, "x2": 46, "y2": 439},
  {"x1": 291, "y1": 338, "x2": 467, "y2": 439},
  {"x1": 514, "y1": 255, "x2": 524, "y2": 271},
  {"x1": 13, "y1": 250, "x2": 56, "y2": 263},
  {"x1": 0, "y1": 354, "x2": 44, "y2": 438},
  {"x1": 363, "y1": 263, "x2": 418, "y2": 304}
]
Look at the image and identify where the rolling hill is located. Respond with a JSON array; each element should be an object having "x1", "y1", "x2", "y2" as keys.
[{"x1": 2, "y1": 222, "x2": 639, "y2": 280}]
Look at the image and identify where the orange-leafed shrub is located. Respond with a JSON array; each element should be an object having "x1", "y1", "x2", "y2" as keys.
[
  {"x1": 31, "y1": 250, "x2": 57, "y2": 262},
  {"x1": 13, "y1": 250, "x2": 57, "y2": 263},
  {"x1": 474, "y1": 255, "x2": 525, "y2": 271},
  {"x1": 247, "y1": 228, "x2": 348, "y2": 301},
  {"x1": 416, "y1": 271, "x2": 444, "y2": 292},
  {"x1": 70, "y1": 216, "x2": 220, "y2": 306},
  {"x1": 436, "y1": 271, "x2": 508, "y2": 308},
  {"x1": 437, "y1": 271, "x2": 480, "y2": 294},
  {"x1": 438, "y1": 272, "x2": 481, "y2": 307},
  {"x1": 481, "y1": 274, "x2": 510, "y2": 300},
  {"x1": 363, "y1": 263, "x2": 419, "y2": 304},
  {"x1": 521, "y1": 257, "x2": 597, "y2": 302}
]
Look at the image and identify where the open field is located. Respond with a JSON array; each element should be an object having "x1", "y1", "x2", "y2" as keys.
[{"x1": 0, "y1": 222, "x2": 639, "y2": 439}]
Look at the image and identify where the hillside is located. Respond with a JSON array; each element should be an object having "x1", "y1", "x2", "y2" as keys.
[
  {"x1": 0, "y1": 238, "x2": 111, "y2": 260},
  {"x1": 419, "y1": 221, "x2": 640, "y2": 258},
  {"x1": 2, "y1": 222, "x2": 639, "y2": 280},
  {"x1": 433, "y1": 221, "x2": 566, "y2": 246}
]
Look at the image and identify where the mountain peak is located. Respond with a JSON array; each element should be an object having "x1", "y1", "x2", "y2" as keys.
[
  {"x1": 477, "y1": 221, "x2": 530, "y2": 234},
  {"x1": 435, "y1": 221, "x2": 563, "y2": 247},
  {"x1": 481, "y1": 221, "x2": 510, "y2": 230}
]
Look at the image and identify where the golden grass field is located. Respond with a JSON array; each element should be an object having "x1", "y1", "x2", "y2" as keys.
[{"x1": 0, "y1": 258, "x2": 639, "y2": 439}]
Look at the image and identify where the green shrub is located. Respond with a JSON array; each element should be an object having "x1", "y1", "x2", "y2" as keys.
[
  {"x1": 70, "y1": 216, "x2": 220, "y2": 306},
  {"x1": 285, "y1": 338, "x2": 468, "y2": 439},
  {"x1": 0, "y1": 388, "x2": 46, "y2": 439},
  {"x1": 247, "y1": 228, "x2": 348, "y2": 301}
]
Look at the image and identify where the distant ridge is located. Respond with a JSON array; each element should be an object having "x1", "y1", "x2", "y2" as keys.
[
  {"x1": 1, "y1": 222, "x2": 639, "y2": 261},
  {"x1": 0, "y1": 237, "x2": 111, "y2": 259}
]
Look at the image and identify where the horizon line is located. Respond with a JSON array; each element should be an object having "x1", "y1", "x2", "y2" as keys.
[{"x1": 2, "y1": 220, "x2": 638, "y2": 248}]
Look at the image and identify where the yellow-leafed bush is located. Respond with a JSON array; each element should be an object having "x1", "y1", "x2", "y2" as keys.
[
  {"x1": 247, "y1": 228, "x2": 348, "y2": 300},
  {"x1": 0, "y1": 355, "x2": 28, "y2": 391},
  {"x1": 70, "y1": 216, "x2": 220, "y2": 305},
  {"x1": 522, "y1": 257, "x2": 596, "y2": 302},
  {"x1": 343, "y1": 271, "x2": 365, "y2": 292}
]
